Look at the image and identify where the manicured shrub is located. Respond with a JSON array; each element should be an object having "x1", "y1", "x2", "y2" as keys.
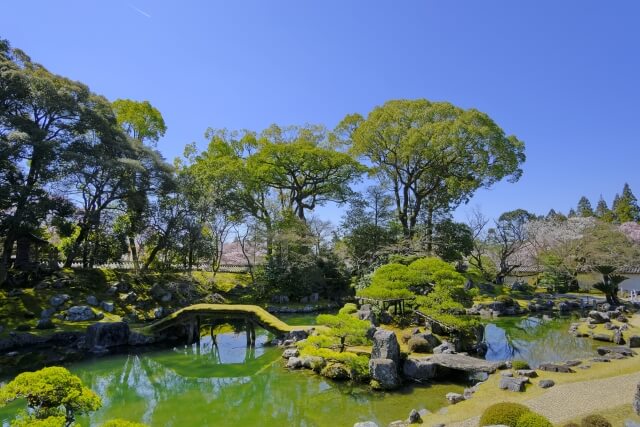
[
  {"x1": 580, "y1": 415, "x2": 612, "y2": 427},
  {"x1": 516, "y1": 412, "x2": 553, "y2": 427},
  {"x1": 479, "y1": 402, "x2": 531, "y2": 426},
  {"x1": 497, "y1": 295, "x2": 516, "y2": 306},
  {"x1": 563, "y1": 424, "x2": 580, "y2": 427},
  {"x1": 511, "y1": 360, "x2": 530, "y2": 370},
  {"x1": 338, "y1": 303, "x2": 358, "y2": 315}
]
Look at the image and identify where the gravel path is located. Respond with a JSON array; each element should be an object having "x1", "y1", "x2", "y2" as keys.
[
  {"x1": 448, "y1": 371, "x2": 640, "y2": 427},
  {"x1": 525, "y1": 371, "x2": 640, "y2": 424}
]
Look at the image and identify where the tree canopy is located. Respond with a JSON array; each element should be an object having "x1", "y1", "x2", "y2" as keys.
[{"x1": 340, "y1": 99, "x2": 525, "y2": 237}]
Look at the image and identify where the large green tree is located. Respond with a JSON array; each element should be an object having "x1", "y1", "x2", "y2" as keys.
[
  {"x1": 112, "y1": 99, "x2": 172, "y2": 271},
  {"x1": 339, "y1": 99, "x2": 525, "y2": 237},
  {"x1": 0, "y1": 40, "x2": 120, "y2": 281},
  {"x1": 249, "y1": 124, "x2": 366, "y2": 221}
]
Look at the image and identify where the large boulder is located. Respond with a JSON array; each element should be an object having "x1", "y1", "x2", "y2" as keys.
[
  {"x1": 128, "y1": 331, "x2": 155, "y2": 346},
  {"x1": 369, "y1": 358, "x2": 401, "y2": 390},
  {"x1": 588, "y1": 310, "x2": 610, "y2": 324},
  {"x1": 629, "y1": 335, "x2": 640, "y2": 348},
  {"x1": 403, "y1": 357, "x2": 437, "y2": 380},
  {"x1": 65, "y1": 306, "x2": 95, "y2": 322},
  {"x1": 371, "y1": 329, "x2": 400, "y2": 364},
  {"x1": 86, "y1": 295, "x2": 99, "y2": 306},
  {"x1": 85, "y1": 322, "x2": 130, "y2": 349}
]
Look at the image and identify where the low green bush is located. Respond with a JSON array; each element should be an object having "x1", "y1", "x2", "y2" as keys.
[
  {"x1": 580, "y1": 415, "x2": 612, "y2": 427},
  {"x1": 338, "y1": 303, "x2": 358, "y2": 315},
  {"x1": 511, "y1": 360, "x2": 530, "y2": 370},
  {"x1": 563, "y1": 424, "x2": 580, "y2": 427},
  {"x1": 516, "y1": 412, "x2": 553, "y2": 427},
  {"x1": 479, "y1": 402, "x2": 531, "y2": 427}
]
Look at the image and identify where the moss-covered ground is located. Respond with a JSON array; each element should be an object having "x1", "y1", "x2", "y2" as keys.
[{"x1": 0, "y1": 269, "x2": 253, "y2": 338}]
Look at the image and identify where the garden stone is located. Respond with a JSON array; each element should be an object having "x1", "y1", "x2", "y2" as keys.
[
  {"x1": 50, "y1": 294, "x2": 70, "y2": 307},
  {"x1": 41, "y1": 307, "x2": 56, "y2": 318},
  {"x1": 516, "y1": 369, "x2": 538, "y2": 378},
  {"x1": 353, "y1": 422, "x2": 379, "y2": 427},
  {"x1": 300, "y1": 355, "x2": 325, "y2": 370},
  {"x1": 408, "y1": 409, "x2": 421, "y2": 423},
  {"x1": 287, "y1": 356, "x2": 303, "y2": 369},
  {"x1": 65, "y1": 306, "x2": 95, "y2": 321},
  {"x1": 282, "y1": 348, "x2": 299, "y2": 359},
  {"x1": 558, "y1": 301, "x2": 571, "y2": 312},
  {"x1": 403, "y1": 357, "x2": 437, "y2": 380},
  {"x1": 371, "y1": 329, "x2": 400, "y2": 364},
  {"x1": 36, "y1": 318, "x2": 54, "y2": 330},
  {"x1": 106, "y1": 286, "x2": 118, "y2": 296},
  {"x1": 597, "y1": 346, "x2": 635, "y2": 357},
  {"x1": 128, "y1": 331, "x2": 155, "y2": 346},
  {"x1": 538, "y1": 379, "x2": 555, "y2": 388},
  {"x1": 85, "y1": 322, "x2": 130, "y2": 349},
  {"x1": 446, "y1": 392, "x2": 465, "y2": 404},
  {"x1": 154, "y1": 307, "x2": 165, "y2": 319},
  {"x1": 433, "y1": 341, "x2": 455, "y2": 354},
  {"x1": 100, "y1": 301, "x2": 114, "y2": 313},
  {"x1": 539, "y1": 363, "x2": 574, "y2": 373},
  {"x1": 499, "y1": 376, "x2": 529, "y2": 392},
  {"x1": 629, "y1": 335, "x2": 640, "y2": 348},
  {"x1": 320, "y1": 362, "x2": 350, "y2": 380},
  {"x1": 369, "y1": 358, "x2": 401, "y2": 389},
  {"x1": 86, "y1": 295, "x2": 99, "y2": 306},
  {"x1": 588, "y1": 310, "x2": 609, "y2": 324},
  {"x1": 614, "y1": 329, "x2": 625, "y2": 345},
  {"x1": 121, "y1": 292, "x2": 138, "y2": 304},
  {"x1": 407, "y1": 336, "x2": 432, "y2": 353}
]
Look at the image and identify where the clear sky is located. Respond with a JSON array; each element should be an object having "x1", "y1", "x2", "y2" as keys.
[{"x1": 3, "y1": 1, "x2": 639, "y2": 224}]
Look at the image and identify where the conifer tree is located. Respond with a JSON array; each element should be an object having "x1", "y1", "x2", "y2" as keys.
[
  {"x1": 613, "y1": 183, "x2": 640, "y2": 222},
  {"x1": 576, "y1": 196, "x2": 594, "y2": 217},
  {"x1": 595, "y1": 196, "x2": 614, "y2": 222}
]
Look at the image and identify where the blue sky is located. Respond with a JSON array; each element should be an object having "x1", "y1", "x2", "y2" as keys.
[{"x1": 3, "y1": 1, "x2": 639, "y2": 224}]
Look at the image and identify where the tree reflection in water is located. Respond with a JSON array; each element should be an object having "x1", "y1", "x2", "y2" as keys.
[
  {"x1": 484, "y1": 315, "x2": 602, "y2": 367},
  {"x1": 69, "y1": 328, "x2": 463, "y2": 427}
]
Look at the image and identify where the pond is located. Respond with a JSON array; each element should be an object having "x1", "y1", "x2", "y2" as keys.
[
  {"x1": 0, "y1": 314, "x2": 603, "y2": 426},
  {"x1": 483, "y1": 315, "x2": 605, "y2": 368},
  {"x1": 0, "y1": 313, "x2": 463, "y2": 427}
]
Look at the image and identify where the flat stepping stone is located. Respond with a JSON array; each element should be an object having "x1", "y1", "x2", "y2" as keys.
[
  {"x1": 597, "y1": 346, "x2": 636, "y2": 357},
  {"x1": 538, "y1": 363, "x2": 574, "y2": 373}
]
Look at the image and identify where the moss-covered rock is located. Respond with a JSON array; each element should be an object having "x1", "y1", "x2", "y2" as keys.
[{"x1": 320, "y1": 362, "x2": 350, "y2": 380}]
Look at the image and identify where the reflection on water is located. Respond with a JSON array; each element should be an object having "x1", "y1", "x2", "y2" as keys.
[
  {"x1": 0, "y1": 327, "x2": 463, "y2": 427},
  {"x1": 484, "y1": 315, "x2": 603, "y2": 368},
  {"x1": 0, "y1": 315, "x2": 600, "y2": 426}
]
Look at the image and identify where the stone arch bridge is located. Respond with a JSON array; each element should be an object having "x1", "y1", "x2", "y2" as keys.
[{"x1": 144, "y1": 304, "x2": 312, "y2": 346}]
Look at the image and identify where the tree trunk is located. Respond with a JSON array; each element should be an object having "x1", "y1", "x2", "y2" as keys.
[
  {"x1": 128, "y1": 236, "x2": 140, "y2": 273},
  {"x1": 425, "y1": 204, "x2": 434, "y2": 253}
]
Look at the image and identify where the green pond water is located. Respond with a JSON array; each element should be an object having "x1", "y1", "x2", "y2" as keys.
[{"x1": 0, "y1": 314, "x2": 603, "y2": 427}]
